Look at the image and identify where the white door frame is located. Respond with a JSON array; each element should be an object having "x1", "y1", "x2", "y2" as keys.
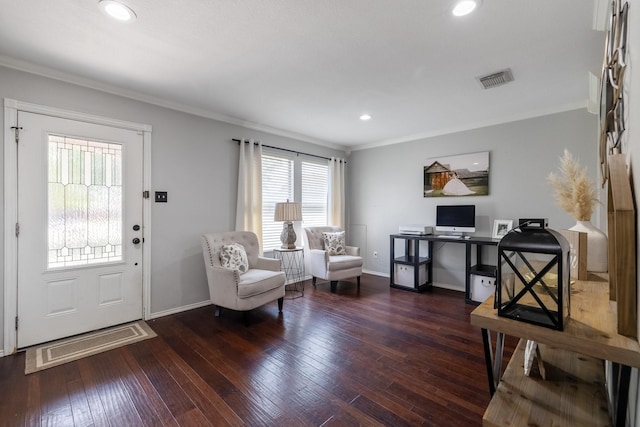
[{"x1": 3, "y1": 98, "x2": 152, "y2": 355}]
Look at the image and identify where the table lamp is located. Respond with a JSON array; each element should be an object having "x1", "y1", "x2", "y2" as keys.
[{"x1": 274, "y1": 200, "x2": 302, "y2": 249}]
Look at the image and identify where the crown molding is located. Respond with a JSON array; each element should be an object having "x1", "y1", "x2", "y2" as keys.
[
  {"x1": 350, "y1": 101, "x2": 590, "y2": 151},
  {"x1": 0, "y1": 55, "x2": 592, "y2": 154},
  {"x1": 0, "y1": 55, "x2": 348, "y2": 152}
]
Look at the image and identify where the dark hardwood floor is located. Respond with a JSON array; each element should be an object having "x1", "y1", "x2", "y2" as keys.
[{"x1": 0, "y1": 274, "x2": 516, "y2": 427}]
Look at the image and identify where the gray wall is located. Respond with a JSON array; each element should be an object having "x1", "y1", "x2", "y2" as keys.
[
  {"x1": 0, "y1": 65, "x2": 345, "y2": 349},
  {"x1": 348, "y1": 108, "x2": 599, "y2": 290}
]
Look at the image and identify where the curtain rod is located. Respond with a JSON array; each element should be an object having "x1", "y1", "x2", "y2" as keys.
[{"x1": 232, "y1": 138, "x2": 345, "y2": 163}]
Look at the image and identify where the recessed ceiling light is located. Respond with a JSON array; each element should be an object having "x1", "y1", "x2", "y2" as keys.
[
  {"x1": 360, "y1": 114, "x2": 372, "y2": 121},
  {"x1": 452, "y1": 0, "x2": 480, "y2": 17},
  {"x1": 99, "y1": 0, "x2": 137, "y2": 22}
]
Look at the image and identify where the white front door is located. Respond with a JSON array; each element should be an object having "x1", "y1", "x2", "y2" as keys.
[{"x1": 17, "y1": 111, "x2": 144, "y2": 348}]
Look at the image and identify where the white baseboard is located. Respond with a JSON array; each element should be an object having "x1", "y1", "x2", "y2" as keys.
[
  {"x1": 0, "y1": 350, "x2": 4, "y2": 358},
  {"x1": 364, "y1": 269, "x2": 465, "y2": 293},
  {"x1": 362, "y1": 269, "x2": 389, "y2": 277},
  {"x1": 146, "y1": 300, "x2": 212, "y2": 320},
  {"x1": 431, "y1": 282, "x2": 465, "y2": 293}
]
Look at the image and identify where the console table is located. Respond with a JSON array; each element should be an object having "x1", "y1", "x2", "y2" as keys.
[
  {"x1": 471, "y1": 274, "x2": 640, "y2": 426},
  {"x1": 390, "y1": 234, "x2": 498, "y2": 302}
]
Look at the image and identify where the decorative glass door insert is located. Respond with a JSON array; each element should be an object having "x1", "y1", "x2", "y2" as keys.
[{"x1": 48, "y1": 134, "x2": 123, "y2": 268}]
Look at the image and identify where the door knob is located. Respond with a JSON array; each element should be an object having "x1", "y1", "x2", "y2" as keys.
[
  {"x1": 133, "y1": 224, "x2": 140, "y2": 231},
  {"x1": 132, "y1": 238, "x2": 141, "y2": 244}
]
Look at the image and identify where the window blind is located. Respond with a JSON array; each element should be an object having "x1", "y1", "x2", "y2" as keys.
[
  {"x1": 262, "y1": 154, "x2": 294, "y2": 251},
  {"x1": 301, "y1": 161, "x2": 328, "y2": 228}
]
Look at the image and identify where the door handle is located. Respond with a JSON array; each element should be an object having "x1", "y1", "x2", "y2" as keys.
[{"x1": 132, "y1": 238, "x2": 141, "y2": 244}]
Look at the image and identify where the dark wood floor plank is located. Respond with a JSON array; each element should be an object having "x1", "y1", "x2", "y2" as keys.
[
  {"x1": 349, "y1": 394, "x2": 419, "y2": 427},
  {"x1": 0, "y1": 274, "x2": 515, "y2": 426},
  {"x1": 119, "y1": 345, "x2": 182, "y2": 427},
  {"x1": 66, "y1": 377, "x2": 94, "y2": 427},
  {"x1": 154, "y1": 316, "x2": 317, "y2": 426},
  {"x1": 150, "y1": 319, "x2": 278, "y2": 425},
  {"x1": 100, "y1": 346, "x2": 174, "y2": 427},
  {"x1": 25, "y1": 372, "x2": 42, "y2": 427},
  {"x1": 271, "y1": 285, "x2": 493, "y2": 426},
  {"x1": 170, "y1": 298, "x2": 408, "y2": 423},
  {"x1": 76, "y1": 355, "x2": 130, "y2": 427},
  {"x1": 38, "y1": 363, "x2": 75, "y2": 426},
  {"x1": 269, "y1": 314, "x2": 436, "y2": 413},
  {"x1": 73, "y1": 361, "x2": 109, "y2": 427},
  {"x1": 91, "y1": 351, "x2": 150, "y2": 426},
  {"x1": 261, "y1": 335, "x2": 426, "y2": 426},
  {"x1": 125, "y1": 340, "x2": 202, "y2": 421},
  {"x1": 142, "y1": 336, "x2": 239, "y2": 427},
  {"x1": 0, "y1": 352, "x2": 28, "y2": 427}
]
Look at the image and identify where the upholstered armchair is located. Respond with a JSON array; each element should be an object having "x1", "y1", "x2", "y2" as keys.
[
  {"x1": 201, "y1": 231, "x2": 286, "y2": 320},
  {"x1": 303, "y1": 226, "x2": 364, "y2": 293}
]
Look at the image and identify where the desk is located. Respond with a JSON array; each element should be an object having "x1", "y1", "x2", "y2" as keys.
[
  {"x1": 390, "y1": 234, "x2": 498, "y2": 302},
  {"x1": 471, "y1": 275, "x2": 640, "y2": 426}
]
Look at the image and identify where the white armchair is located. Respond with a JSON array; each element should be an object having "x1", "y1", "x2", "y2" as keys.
[
  {"x1": 303, "y1": 226, "x2": 363, "y2": 293},
  {"x1": 201, "y1": 231, "x2": 286, "y2": 320}
]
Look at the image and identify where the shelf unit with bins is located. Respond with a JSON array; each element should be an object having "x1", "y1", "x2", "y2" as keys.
[{"x1": 390, "y1": 234, "x2": 433, "y2": 292}]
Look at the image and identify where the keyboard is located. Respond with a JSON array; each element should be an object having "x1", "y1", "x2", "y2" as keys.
[{"x1": 439, "y1": 235, "x2": 462, "y2": 239}]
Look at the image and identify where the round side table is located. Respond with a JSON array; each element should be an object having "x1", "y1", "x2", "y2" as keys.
[{"x1": 273, "y1": 247, "x2": 305, "y2": 299}]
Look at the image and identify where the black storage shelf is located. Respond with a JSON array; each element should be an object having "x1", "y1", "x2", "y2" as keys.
[
  {"x1": 394, "y1": 255, "x2": 431, "y2": 265},
  {"x1": 390, "y1": 234, "x2": 434, "y2": 292},
  {"x1": 470, "y1": 263, "x2": 497, "y2": 277}
]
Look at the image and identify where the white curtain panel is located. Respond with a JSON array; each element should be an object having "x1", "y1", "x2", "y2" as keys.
[
  {"x1": 328, "y1": 157, "x2": 346, "y2": 229},
  {"x1": 235, "y1": 139, "x2": 263, "y2": 249}
]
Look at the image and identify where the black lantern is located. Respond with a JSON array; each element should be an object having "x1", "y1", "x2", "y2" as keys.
[{"x1": 497, "y1": 219, "x2": 571, "y2": 331}]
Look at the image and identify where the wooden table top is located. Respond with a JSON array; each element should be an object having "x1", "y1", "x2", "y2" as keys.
[{"x1": 470, "y1": 274, "x2": 640, "y2": 367}]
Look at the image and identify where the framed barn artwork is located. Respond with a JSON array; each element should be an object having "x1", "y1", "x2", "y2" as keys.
[{"x1": 423, "y1": 151, "x2": 489, "y2": 197}]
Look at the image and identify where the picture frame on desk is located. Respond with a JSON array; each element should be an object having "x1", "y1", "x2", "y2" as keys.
[{"x1": 492, "y1": 220, "x2": 513, "y2": 239}]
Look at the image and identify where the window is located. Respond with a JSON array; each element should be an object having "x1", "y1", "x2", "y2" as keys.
[
  {"x1": 301, "y1": 161, "x2": 328, "y2": 227},
  {"x1": 48, "y1": 135, "x2": 123, "y2": 268},
  {"x1": 262, "y1": 153, "x2": 294, "y2": 251},
  {"x1": 262, "y1": 149, "x2": 328, "y2": 252}
]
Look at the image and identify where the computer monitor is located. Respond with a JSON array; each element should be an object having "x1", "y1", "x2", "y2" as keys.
[{"x1": 435, "y1": 205, "x2": 476, "y2": 234}]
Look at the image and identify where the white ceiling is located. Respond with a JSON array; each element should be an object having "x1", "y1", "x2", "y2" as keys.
[{"x1": 0, "y1": 1, "x2": 604, "y2": 151}]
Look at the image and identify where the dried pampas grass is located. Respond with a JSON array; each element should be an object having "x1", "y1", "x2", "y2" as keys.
[{"x1": 547, "y1": 149, "x2": 598, "y2": 221}]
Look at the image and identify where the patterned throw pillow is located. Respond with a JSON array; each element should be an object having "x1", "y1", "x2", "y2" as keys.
[
  {"x1": 219, "y1": 243, "x2": 249, "y2": 274},
  {"x1": 322, "y1": 231, "x2": 346, "y2": 256}
]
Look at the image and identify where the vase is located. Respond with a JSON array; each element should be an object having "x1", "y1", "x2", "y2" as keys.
[{"x1": 569, "y1": 220, "x2": 608, "y2": 272}]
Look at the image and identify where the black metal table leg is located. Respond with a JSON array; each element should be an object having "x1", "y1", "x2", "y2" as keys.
[
  {"x1": 614, "y1": 362, "x2": 631, "y2": 427},
  {"x1": 481, "y1": 328, "x2": 496, "y2": 396}
]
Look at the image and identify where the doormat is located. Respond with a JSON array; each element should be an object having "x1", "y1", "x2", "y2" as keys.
[{"x1": 25, "y1": 321, "x2": 156, "y2": 374}]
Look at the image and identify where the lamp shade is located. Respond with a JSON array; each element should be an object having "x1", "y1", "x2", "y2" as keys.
[{"x1": 274, "y1": 201, "x2": 302, "y2": 222}]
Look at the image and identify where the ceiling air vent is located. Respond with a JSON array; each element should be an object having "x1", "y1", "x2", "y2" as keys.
[{"x1": 477, "y1": 68, "x2": 514, "y2": 89}]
